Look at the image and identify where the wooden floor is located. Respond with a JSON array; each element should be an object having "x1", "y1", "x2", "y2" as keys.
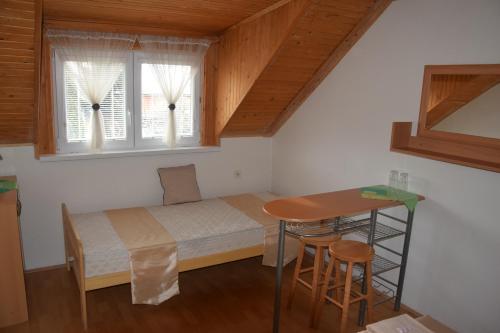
[{"x1": 2, "y1": 256, "x2": 417, "y2": 333}]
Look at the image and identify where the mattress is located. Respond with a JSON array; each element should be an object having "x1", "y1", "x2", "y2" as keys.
[{"x1": 72, "y1": 194, "x2": 277, "y2": 278}]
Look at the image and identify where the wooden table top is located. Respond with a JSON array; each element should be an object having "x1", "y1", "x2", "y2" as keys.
[{"x1": 263, "y1": 187, "x2": 425, "y2": 223}]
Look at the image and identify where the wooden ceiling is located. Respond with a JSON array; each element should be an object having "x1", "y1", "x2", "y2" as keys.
[
  {"x1": 0, "y1": 0, "x2": 392, "y2": 146},
  {"x1": 43, "y1": 0, "x2": 285, "y2": 36},
  {"x1": 215, "y1": 0, "x2": 392, "y2": 138}
]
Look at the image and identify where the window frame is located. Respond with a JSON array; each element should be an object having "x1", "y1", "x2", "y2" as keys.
[
  {"x1": 53, "y1": 50, "x2": 134, "y2": 154},
  {"x1": 52, "y1": 48, "x2": 202, "y2": 154}
]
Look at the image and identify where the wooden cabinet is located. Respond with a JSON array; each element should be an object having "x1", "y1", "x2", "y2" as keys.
[{"x1": 0, "y1": 176, "x2": 28, "y2": 327}]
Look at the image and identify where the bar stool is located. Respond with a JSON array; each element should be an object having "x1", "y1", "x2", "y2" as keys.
[
  {"x1": 313, "y1": 240, "x2": 374, "y2": 333},
  {"x1": 287, "y1": 234, "x2": 341, "y2": 326}
]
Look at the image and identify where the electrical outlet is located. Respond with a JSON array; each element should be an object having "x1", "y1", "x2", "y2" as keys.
[{"x1": 233, "y1": 170, "x2": 242, "y2": 178}]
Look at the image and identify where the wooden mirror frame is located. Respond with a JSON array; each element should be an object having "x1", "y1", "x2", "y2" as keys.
[{"x1": 390, "y1": 64, "x2": 500, "y2": 173}]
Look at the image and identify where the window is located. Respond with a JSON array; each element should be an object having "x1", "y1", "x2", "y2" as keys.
[
  {"x1": 133, "y1": 54, "x2": 199, "y2": 148},
  {"x1": 54, "y1": 50, "x2": 200, "y2": 153}
]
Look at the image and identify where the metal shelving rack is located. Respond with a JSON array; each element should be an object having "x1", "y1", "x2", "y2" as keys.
[{"x1": 284, "y1": 207, "x2": 415, "y2": 325}]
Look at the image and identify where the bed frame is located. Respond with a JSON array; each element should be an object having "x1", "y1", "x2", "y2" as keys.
[{"x1": 62, "y1": 204, "x2": 265, "y2": 330}]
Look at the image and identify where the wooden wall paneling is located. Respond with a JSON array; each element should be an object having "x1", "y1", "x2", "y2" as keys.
[
  {"x1": 0, "y1": 0, "x2": 36, "y2": 144},
  {"x1": 263, "y1": 0, "x2": 393, "y2": 136},
  {"x1": 219, "y1": 0, "x2": 392, "y2": 137},
  {"x1": 222, "y1": 0, "x2": 358, "y2": 135},
  {"x1": 35, "y1": 34, "x2": 56, "y2": 156},
  {"x1": 201, "y1": 42, "x2": 219, "y2": 146},
  {"x1": 214, "y1": 0, "x2": 311, "y2": 137},
  {"x1": 33, "y1": 0, "x2": 42, "y2": 150}
]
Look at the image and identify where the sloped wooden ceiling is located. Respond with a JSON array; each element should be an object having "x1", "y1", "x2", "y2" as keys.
[{"x1": 215, "y1": 0, "x2": 392, "y2": 138}]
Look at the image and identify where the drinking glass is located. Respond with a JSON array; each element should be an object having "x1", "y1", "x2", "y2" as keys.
[
  {"x1": 399, "y1": 172, "x2": 408, "y2": 191},
  {"x1": 389, "y1": 170, "x2": 399, "y2": 189}
]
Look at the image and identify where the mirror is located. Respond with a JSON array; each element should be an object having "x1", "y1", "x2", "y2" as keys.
[
  {"x1": 390, "y1": 64, "x2": 500, "y2": 174},
  {"x1": 425, "y1": 73, "x2": 500, "y2": 139}
]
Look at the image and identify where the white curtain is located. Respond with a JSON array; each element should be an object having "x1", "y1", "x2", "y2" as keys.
[
  {"x1": 139, "y1": 36, "x2": 210, "y2": 147},
  {"x1": 47, "y1": 30, "x2": 136, "y2": 151}
]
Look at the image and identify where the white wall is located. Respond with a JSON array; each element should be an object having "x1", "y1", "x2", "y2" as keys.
[
  {"x1": 272, "y1": 1, "x2": 500, "y2": 332},
  {"x1": 0, "y1": 138, "x2": 272, "y2": 270},
  {"x1": 434, "y1": 83, "x2": 500, "y2": 138}
]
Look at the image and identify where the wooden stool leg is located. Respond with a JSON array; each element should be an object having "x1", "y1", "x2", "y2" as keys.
[
  {"x1": 287, "y1": 242, "x2": 305, "y2": 309},
  {"x1": 365, "y1": 261, "x2": 374, "y2": 324},
  {"x1": 309, "y1": 246, "x2": 323, "y2": 327},
  {"x1": 334, "y1": 259, "x2": 341, "y2": 302},
  {"x1": 313, "y1": 255, "x2": 335, "y2": 328},
  {"x1": 334, "y1": 259, "x2": 342, "y2": 322},
  {"x1": 339, "y1": 262, "x2": 353, "y2": 333}
]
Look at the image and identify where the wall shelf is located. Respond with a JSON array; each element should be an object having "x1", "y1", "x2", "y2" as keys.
[{"x1": 390, "y1": 122, "x2": 500, "y2": 173}]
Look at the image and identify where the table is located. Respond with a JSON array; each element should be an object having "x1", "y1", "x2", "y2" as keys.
[{"x1": 263, "y1": 187, "x2": 424, "y2": 333}]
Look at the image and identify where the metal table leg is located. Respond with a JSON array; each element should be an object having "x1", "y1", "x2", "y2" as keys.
[
  {"x1": 394, "y1": 209, "x2": 414, "y2": 310},
  {"x1": 358, "y1": 209, "x2": 378, "y2": 326},
  {"x1": 273, "y1": 220, "x2": 287, "y2": 333}
]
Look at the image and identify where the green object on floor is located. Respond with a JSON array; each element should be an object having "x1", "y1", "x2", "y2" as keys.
[
  {"x1": 0, "y1": 179, "x2": 17, "y2": 193},
  {"x1": 360, "y1": 185, "x2": 419, "y2": 211}
]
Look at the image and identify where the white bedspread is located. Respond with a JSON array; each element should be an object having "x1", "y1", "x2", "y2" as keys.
[{"x1": 72, "y1": 194, "x2": 277, "y2": 277}]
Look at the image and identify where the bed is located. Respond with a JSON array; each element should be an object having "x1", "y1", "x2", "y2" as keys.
[{"x1": 62, "y1": 193, "x2": 281, "y2": 329}]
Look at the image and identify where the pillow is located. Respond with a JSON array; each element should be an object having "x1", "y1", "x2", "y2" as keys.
[{"x1": 158, "y1": 164, "x2": 202, "y2": 205}]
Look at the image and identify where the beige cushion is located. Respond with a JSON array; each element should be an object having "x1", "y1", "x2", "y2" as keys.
[{"x1": 158, "y1": 164, "x2": 202, "y2": 205}]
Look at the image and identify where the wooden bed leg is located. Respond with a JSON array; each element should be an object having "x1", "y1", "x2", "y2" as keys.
[
  {"x1": 64, "y1": 234, "x2": 71, "y2": 272},
  {"x1": 62, "y1": 203, "x2": 88, "y2": 329},
  {"x1": 80, "y1": 288, "x2": 88, "y2": 330},
  {"x1": 62, "y1": 205, "x2": 71, "y2": 272}
]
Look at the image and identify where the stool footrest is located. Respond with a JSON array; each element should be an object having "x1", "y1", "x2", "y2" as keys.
[
  {"x1": 299, "y1": 267, "x2": 315, "y2": 274},
  {"x1": 324, "y1": 295, "x2": 343, "y2": 308}
]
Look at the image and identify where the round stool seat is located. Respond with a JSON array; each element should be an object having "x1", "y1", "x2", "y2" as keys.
[
  {"x1": 329, "y1": 240, "x2": 374, "y2": 263},
  {"x1": 301, "y1": 234, "x2": 341, "y2": 247}
]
